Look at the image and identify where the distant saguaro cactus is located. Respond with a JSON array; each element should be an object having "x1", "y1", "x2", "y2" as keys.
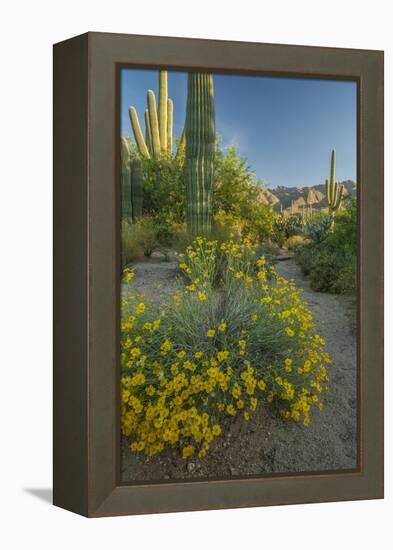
[
  {"x1": 301, "y1": 204, "x2": 314, "y2": 225},
  {"x1": 120, "y1": 137, "x2": 132, "y2": 220},
  {"x1": 325, "y1": 149, "x2": 344, "y2": 216},
  {"x1": 185, "y1": 73, "x2": 216, "y2": 235}
]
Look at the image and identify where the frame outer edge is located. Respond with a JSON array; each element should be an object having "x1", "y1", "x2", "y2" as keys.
[
  {"x1": 76, "y1": 33, "x2": 384, "y2": 516},
  {"x1": 53, "y1": 33, "x2": 90, "y2": 517}
]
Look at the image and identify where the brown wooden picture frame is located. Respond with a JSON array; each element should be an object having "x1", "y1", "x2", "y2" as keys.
[{"x1": 53, "y1": 32, "x2": 384, "y2": 517}]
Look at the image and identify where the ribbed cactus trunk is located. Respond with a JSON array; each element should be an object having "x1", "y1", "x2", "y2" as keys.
[
  {"x1": 185, "y1": 73, "x2": 216, "y2": 235},
  {"x1": 131, "y1": 158, "x2": 143, "y2": 219},
  {"x1": 120, "y1": 137, "x2": 132, "y2": 220}
]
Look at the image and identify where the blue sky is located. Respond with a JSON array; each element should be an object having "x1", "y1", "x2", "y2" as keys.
[{"x1": 120, "y1": 69, "x2": 357, "y2": 188}]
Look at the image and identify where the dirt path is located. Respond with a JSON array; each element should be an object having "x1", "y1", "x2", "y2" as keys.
[
  {"x1": 127, "y1": 254, "x2": 180, "y2": 301},
  {"x1": 121, "y1": 257, "x2": 357, "y2": 482}
]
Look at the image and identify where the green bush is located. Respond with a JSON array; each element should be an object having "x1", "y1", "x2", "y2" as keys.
[
  {"x1": 141, "y1": 137, "x2": 186, "y2": 223},
  {"x1": 213, "y1": 145, "x2": 277, "y2": 241},
  {"x1": 272, "y1": 214, "x2": 303, "y2": 247},
  {"x1": 121, "y1": 217, "x2": 160, "y2": 266},
  {"x1": 301, "y1": 215, "x2": 333, "y2": 244},
  {"x1": 285, "y1": 235, "x2": 308, "y2": 251},
  {"x1": 121, "y1": 220, "x2": 144, "y2": 266},
  {"x1": 295, "y1": 200, "x2": 357, "y2": 294},
  {"x1": 121, "y1": 237, "x2": 331, "y2": 459}
]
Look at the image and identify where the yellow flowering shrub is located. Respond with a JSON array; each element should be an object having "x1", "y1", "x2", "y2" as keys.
[{"x1": 120, "y1": 238, "x2": 331, "y2": 460}]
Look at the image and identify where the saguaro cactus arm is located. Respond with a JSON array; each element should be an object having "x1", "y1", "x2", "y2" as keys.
[
  {"x1": 147, "y1": 90, "x2": 161, "y2": 158},
  {"x1": 129, "y1": 107, "x2": 150, "y2": 158},
  {"x1": 167, "y1": 98, "x2": 173, "y2": 156},
  {"x1": 144, "y1": 109, "x2": 152, "y2": 153},
  {"x1": 158, "y1": 71, "x2": 168, "y2": 153},
  {"x1": 128, "y1": 70, "x2": 182, "y2": 159},
  {"x1": 330, "y1": 149, "x2": 336, "y2": 191}
]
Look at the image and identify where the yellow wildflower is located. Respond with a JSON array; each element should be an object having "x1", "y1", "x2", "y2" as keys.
[
  {"x1": 135, "y1": 303, "x2": 145, "y2": 315},
  {"x1": 182, "y1": 445, "x2": 195, "y2": 459},
  {"x1": 212, "y1": 425, "x2": 221, "y2": 436},
  {"x1": 217, "y1": 350, "x2": 229, "y2": 362}
]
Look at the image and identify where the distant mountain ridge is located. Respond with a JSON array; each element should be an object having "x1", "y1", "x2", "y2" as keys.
[{"x1": 264, "y1": 180, "x2": 356, "y2": 212}]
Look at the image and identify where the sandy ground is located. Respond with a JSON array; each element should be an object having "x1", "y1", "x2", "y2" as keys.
[{"x1": 121, "y1": 256, "x2": 358, "y2": 482}]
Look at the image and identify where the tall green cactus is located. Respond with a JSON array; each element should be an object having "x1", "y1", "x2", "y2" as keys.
[
  {"x1": 120, "y1": 137, "x2": 132, "y2": 220},
  {"x1": 185, "y1": 73, "x2": 216, "y2": 235},
  {"x1": 131, "y1": 157, "x2": 143, "y2": 219},
  {"x1": 325, "y1": 149, "x2": 344, "y2": 215},
  {"x1": 144, "y1": 109, "x2": 152, "y2": 152},
  {"x1": 167, "y1": 98, "x2": 173, "y2": 156},
  {"x1": 158, "y1": 71, "x2": 168, "y2": 152},
  {"x1": 128, "y1": 70, "x2": 175, "y2": 159}
]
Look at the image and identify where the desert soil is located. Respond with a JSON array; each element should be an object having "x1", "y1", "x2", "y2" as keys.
[{"x1": 121, "y1": 254, "x2": 357, "y2": 482}]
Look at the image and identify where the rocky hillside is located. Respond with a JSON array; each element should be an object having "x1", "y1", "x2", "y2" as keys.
[{"x1": 266, "y1": 180, "x2": 356, "y2": 212}]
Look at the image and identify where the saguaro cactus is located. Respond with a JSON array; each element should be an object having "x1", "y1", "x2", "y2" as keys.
[
  {"x1": 158, "y1": 71, "x2": 168, "y2": 152},
  {"x1": 131, "y1": 158, "x2": 144, "y2": 219},
  {"x1": 129, "y1": 107, "x2": 150, "y2": 158},
  {"x1": 325, "y1": 149, "x2": 344, "y2": 216},
  {"x1": 120, "y1": 137, "x2": 132, "y2": 220},
  {"x1": 301, "y1": 204, "x2": 313, "y2": 225},
  {"x1": 128, "y1": 70, "x2": 175, "y2": 159},
  {"x1": 185, "y1": 73, "x2": 216, "y2": 235},
  {"x1": 167, "y1": 98, "x2": 173, "y2": 155}
]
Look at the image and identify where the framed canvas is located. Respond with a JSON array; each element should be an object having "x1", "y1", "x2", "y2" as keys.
[{"x1": 53, "y1": 32, "x2": 384, "y2": 517}]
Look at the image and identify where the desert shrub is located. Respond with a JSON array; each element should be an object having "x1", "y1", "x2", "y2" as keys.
[
  {"x1": 121, "y1": 220, "x2": 144, "y2": 266},
  {"x1": 307, "y1": 246, "x2": 356, "y2": 293},
  {"x1": 121, "y1": 217, "x2": 160, "y2": 266},
  {"x1": 285, "y1": 235, "x2": 308, "y2": 251},
  {"x1": 241, "y1": 201, "x2": 277, "y2": 241},
  {"x1": 142, "y1": 140, "x2": 186, "y2": 228},
  {"x1": 170, "y1": 224, "x2": 191, "y2": 253},
  {"x1": 212, "y1": 209, "x2": 243, "y2": 241},
  {"x1": 137, "y1": 217, "x2": 160, "y2": 257},
  {"x1": 301, "y1": 215, "x2": 333, "y2": 244},
  {"x1": 121, "y1": 237, "x2": 331, "y2": 460},
  {"x1": 295, "y1": 201, "x2": 357, "y2": 294},
  {"x1": 213, "y1": 145, "x2": 276, "y2": 241},
  {"x1": 272, "y1": 214, "x2": 303, "y2": 247}
]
